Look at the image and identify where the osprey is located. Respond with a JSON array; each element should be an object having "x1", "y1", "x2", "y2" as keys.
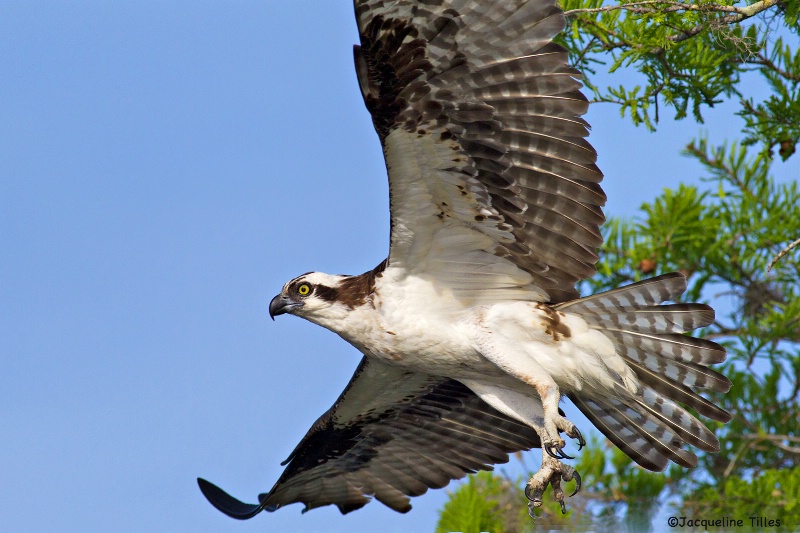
[{"x1": 198, "y1": 0, "x2": 731, "y2": 519}]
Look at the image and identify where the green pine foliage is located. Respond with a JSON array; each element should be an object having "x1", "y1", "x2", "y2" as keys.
[
  {"x1": 557, "y1": 0, "x2": 800, "y2": 159},
  {"x1": 686, "y1": 468, "x2": 800, "y2": 524},
  {"x1": 435, "y1": 471, "x2": 532, "y2": 533},
  {"x1": 580, "y1": 137, "x2": 800, "y2": 528}
]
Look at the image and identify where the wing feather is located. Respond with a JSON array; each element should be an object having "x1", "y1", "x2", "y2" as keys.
[
  {"x1": 355, "y1": 0, "x2": 604, "y2": 303},
  {"x1": 198, "y1": 358, "x2": 541, "y2": 517}
]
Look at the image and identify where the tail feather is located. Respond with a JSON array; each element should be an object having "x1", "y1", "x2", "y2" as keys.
[
  {"x1": 570, "y1": 394, "x2": 668, "y2": 471},
  {"x1": 603, "y1": 330, "x2": 726, "y2": 365},
  {"x1": 570, "y1": 394, "x2": 697, "y2": 470},
  {"x1": 630, "y1": 361, "x2": 732, "y2": 423},
  {"x1": 561, "y1": 273, "x2": 730, "y2": 471},
  {"x1": 636, "y1": 386, "x2": 720, "y2": 452},
  {"x1": 621, "y1": 349, "x2": 731, "y2": 392},
  {"x1": 580, "y1": 304, "x2": 715, "y2": 333},
  {"x1": 556, "y1": 272, "x2": 687, "y2": 313}
]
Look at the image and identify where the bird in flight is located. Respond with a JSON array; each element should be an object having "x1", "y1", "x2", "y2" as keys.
[{"x1": 198, "y1": 0, "x2": 731, "y2": 520}]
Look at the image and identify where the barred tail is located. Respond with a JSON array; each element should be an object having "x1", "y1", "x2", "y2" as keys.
[{"x1": 557, "y1": 273, "x2": 732, "y2": 471}]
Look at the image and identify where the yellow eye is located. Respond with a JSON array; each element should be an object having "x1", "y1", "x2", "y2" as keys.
[{"x1": 297, "y1": 283, "x2": 311, "y2": 296}]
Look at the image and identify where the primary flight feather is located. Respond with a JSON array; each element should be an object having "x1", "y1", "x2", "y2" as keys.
[{"x1": 198, "y1": 0, "x2": 730, "y2": 519}]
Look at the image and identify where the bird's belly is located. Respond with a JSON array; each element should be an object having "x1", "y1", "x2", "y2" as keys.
[
  {"x1": 350, "y1": 321, "x2": 503, "y2": 380},
  {"x1": 469, "y1": 301, "x2": 637, "y2": 394}
]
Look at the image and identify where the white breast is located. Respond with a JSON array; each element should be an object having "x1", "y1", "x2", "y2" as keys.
[{"x1": 332, "y1": 269, "x2": 500, "y2": 378}]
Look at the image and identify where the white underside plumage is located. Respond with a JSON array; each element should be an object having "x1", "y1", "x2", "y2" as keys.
[
  {"x1": 322, "y1": 266, "x2": 639, "y2": 434},
  {"x1": 299, "y1": 267, "x2": 729, "y2": 478}
]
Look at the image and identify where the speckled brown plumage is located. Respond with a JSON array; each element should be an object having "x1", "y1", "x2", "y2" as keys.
[{"x1": 354, "y1": 0, "x2": 604, "y2": 302}]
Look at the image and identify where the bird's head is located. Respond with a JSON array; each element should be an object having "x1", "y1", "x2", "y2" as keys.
[{"x1": 269, "y1": 272, "x2": 353, "y2": 325}]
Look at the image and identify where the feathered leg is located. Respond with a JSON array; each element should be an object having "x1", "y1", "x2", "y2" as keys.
[
  {"x1": 462, "y1": 322, "x2": 587, "y2": 513},
  {"x1": 469, "y1": 323, "x2": 586, "y2": 458}
]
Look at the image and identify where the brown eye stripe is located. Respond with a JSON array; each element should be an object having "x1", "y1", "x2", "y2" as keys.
[{"x1": 314, "y1": 285, "x2": 338, "y2": 302}]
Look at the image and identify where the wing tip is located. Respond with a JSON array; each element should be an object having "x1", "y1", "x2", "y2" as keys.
[{"x1": 197, "y1": 477, "x2": 266, "y2": 520}]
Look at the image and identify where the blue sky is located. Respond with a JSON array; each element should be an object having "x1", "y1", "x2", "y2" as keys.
[{"x1": 1, "y1": 2, "x2": 795, "y2": 532}]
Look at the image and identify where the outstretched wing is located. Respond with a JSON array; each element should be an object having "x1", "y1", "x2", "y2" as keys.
[
  {"x1": 198, "y1": 357, "x2": 540, "y2": 517},
  {"x1": 355, "y1": 0, "x2": 605, "y2": 303}
]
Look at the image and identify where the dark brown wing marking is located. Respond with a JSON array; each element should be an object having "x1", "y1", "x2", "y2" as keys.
[
  {"x1": 355, "y1": 0, "x2": 605, "y2": 303},
  {"x1": 198, "y1": 357, "x2": 541, "y2": 517}
]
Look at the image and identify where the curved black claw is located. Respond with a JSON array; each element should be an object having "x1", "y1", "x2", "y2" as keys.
[
  {"x1": 197, "y1": 478, "x2": 266, "y2": 520},
  {"x1": 559, "y1": 500, "x2": 566, "y2": 515},
  {"x1": 574, "y1": 427, "x2": 586, "y2": 450},
  {"x1": 570, "y1": 470, "x2": 582, "y2": 497},
  {"x1": 528, "y1": 502, "x2": 537, "y2": 519},
  {"x1": 544, "y1": 443, "x2": 571, "y2": 459},
  {"x1": 544, "y1": 443, "x2": 558, "y2": 459},
  {"x1": 545, "y1": 443, "x2": 574, "y2": 460}
]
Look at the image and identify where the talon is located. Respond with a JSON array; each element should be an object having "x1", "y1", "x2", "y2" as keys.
[
  {"x1": 574, "y1": 427, "x2": 586, "y2": 449},
  {"x1": 545, "y1": 443, "x2": 572, "y2": 460},
  {"x1": 544, "y1": 444, "x2": 561, "y2": 459},
  {"x1": 570, "y1": 471, "x2": 582, "y2": 497},
  {"x1": 525, "y1": 484, "x2": 543, "y2": 504},
  {"x1": 559, "y1": 500, "x2": 566, "y2": 514},
  {"x1": 528, "y1": 502, "x2": 537, "y2": 519}
]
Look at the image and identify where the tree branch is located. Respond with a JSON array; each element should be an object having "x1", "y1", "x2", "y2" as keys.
[
  {"x1": 565, "y1": 0, "x2": 780, "y2": 19},
  {"x1": 767, "y1": 236, "x2": 800, "y2": 272},
  {"x1": 746, "y1": 52, "x2": 800, "y2": 83},
  {"x1": 565, "y1": 0, "x2": 782, "y2": 53},
  {"x1": 654, "y1": 0, "x2": 781, "y2": 51},
  {"x1": 741, "y1": 433, "x2": 800, "y2": 455},
  {"x1": 722, "y1": 440, "x2": 752, "y2": 477}
]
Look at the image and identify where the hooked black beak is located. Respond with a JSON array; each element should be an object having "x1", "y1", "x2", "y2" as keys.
[{"x1": 269, "y1": 294, "x2": 301, "y2": 320}]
